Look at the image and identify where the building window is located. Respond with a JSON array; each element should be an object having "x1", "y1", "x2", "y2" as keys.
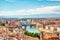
[
  {"x1": 54, "y1": 28, "x2": 57, "y2": 31},
  {"x1": 9, "y1": 28, "x2": 13, "y2": 32},
  {"x1": 48, "y1": 27, "x2": 50, "y2": 30}
]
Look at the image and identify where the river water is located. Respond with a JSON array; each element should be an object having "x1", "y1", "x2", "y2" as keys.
[{"x1": 22, "y1": 26, "x2": 40, "y2": 33}]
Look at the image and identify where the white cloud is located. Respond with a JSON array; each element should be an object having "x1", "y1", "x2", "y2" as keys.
[
  {"x1": 5, "y1": 0, "x2": 16, "y2": 2},
  {"x1": 0, "y1": 6, "x2": 60, "y2": 16},
  {"x1": 0, "y1": 11, "x2": 16, "y2": 16},
  {"x1": 16, "y1": 6, "x2": 60, "y2": 14},
  {"x1": 37, "y1": 0, "x2": 42, "y2": 1},
  {"x1": 47, "y1": 0, "x2": 60, "y2": 1}
]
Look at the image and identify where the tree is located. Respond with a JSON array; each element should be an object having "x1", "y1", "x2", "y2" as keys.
[
  {"x1": 24, "y1": 30, "x2": 40, "y2": 38},
  {"x1": 0, "y1": 22, "x2": 5, "y2": 26}
]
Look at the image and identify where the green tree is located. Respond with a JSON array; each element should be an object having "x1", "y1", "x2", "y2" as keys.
[
  {"x1": 0, "y1": 22, "x2": 5, "y2": 26},
  {"x1": 24, "y1": 30, "x2": 40, "y2": 38}
]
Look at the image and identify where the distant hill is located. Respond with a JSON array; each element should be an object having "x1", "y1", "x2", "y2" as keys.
[{"x1": 0, "y1": 14, "x2": 60, "y2": 19}]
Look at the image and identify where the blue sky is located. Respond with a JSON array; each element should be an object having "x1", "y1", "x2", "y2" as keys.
[{"x1": 0, "y1": 0, "x2": 60, "y2": 17}]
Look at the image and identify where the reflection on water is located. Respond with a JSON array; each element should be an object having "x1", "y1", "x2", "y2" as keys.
[{"x1": 22, "y1": 26, "x2": 40, "y2": 33}]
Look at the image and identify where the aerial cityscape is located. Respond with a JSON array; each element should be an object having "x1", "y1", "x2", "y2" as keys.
[
  {"x1": 0, "y1": 18, "x2": 60, "y2": 40},
  {"x1": 0, "y1": 0, "x2": 60, "y2": 40}
]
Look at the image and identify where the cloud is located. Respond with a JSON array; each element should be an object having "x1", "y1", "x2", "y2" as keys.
[
  {"x1": 47, "y1": 0, "x2": 60, "y2": 1},
  {"x1": 0, "y1": 11, "x2": 16, "y2": 16},
  {"x1": 37, "y1": 0, "x2": 42, "y2": 1},
  {"x1": 16, "y1": 6, "x2": 60, "y2": 14},
  {"x1": 0, "y1": 6, "x2": 60, "y2": 16},
  {"x1": 5, "y1": 0, "x2": 16, "y2": 2}
]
